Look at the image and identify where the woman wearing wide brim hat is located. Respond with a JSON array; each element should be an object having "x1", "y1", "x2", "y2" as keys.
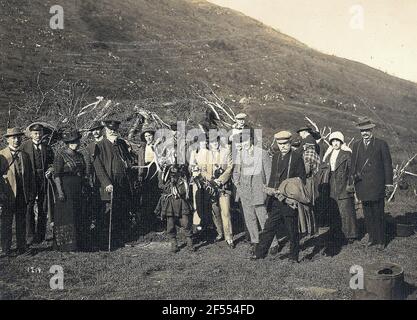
[
  {"x1": 136, "y1": 123, "x2": 163, "y2": 233},
  {"x1": 322, "y1": 131, "x2": 358, "y2": 254},
  {"x1": 53, "y1": 129, "x2": 87, "y2": 252},
  {"x1": 139, "y1": 123, "x2": 156, "y2": 143},
  {"x1": 61, "y1": 130, "x2": 82, "y2": 143}
]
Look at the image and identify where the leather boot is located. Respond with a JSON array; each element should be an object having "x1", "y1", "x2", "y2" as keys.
[
  {"x1": 170, "y1": 238, "x2": 179, "y2": 253},
  {"x1": 186, "y1": 237, "x2": 195, "y2": 252}
]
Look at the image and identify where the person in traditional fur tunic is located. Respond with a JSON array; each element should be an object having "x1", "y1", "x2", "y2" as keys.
[{"x1": 154, "y1": 125, "x2": 194, "y2": 253}]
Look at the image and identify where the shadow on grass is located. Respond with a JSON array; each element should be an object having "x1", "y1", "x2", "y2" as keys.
[{"x1": 404, "y1": 281, "x2": 417, "y2": 300}]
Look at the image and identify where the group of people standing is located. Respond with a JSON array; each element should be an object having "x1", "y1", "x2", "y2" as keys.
[{"x1": 0, "y1": 113, "x2": 394, "y2": 262}]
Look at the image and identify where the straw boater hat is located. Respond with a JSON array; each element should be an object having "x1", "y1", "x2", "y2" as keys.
[
  {"x1": 4, "y1": 127, "x2": 25, "y2": 138},
  {"x1": 356, "y1": 117, "x2": 376, "y2": 130},
  {"x1": 61, "y1": 130, "x2": 82, "y2": 143},
  {"x1": 329, "y1": 131, "x2": 345, "y2": 144},
  {"x1": 274, "y1": 130, "x2": 292, "y2": 144}
]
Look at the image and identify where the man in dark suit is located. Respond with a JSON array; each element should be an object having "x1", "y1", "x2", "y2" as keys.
[
  {"x1": 350, "y1": 117, "x2": 393, "y2": 250},
  {"x1": 82, "y1": 121, "x2": 105, "y2": 250},
  {"x1": 0, "y1": 128, "x2": 35, "y2": 256},
  {"x1": 85, "y1": 121, "x2": 105, "y2": 185},
  {"x1": 21, "y1": 123, "x2": 54, "y2": 245},
  {"x1": 92, "y1": 120, "x2": 135, "y2": 250},
  {"x1": 252, "y1": 131, "x2": 306, "y2": 262}
]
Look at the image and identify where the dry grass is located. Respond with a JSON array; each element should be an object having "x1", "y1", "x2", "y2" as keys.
[
  {"x1": 1, "y1": 0, "x2": 417, "y2": 300},
  {"x1": 1, "y1": 193, "x2": 416, "y2": 300}
]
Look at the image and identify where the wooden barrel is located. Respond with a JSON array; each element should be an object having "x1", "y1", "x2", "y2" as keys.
[{"x1": 353, "y1": 262, "x2": 405, "y2": 300}]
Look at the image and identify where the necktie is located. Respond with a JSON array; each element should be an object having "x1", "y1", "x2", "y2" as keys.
[{"x1": 10, "y1": 150, "x2": 22, "y2": 175}]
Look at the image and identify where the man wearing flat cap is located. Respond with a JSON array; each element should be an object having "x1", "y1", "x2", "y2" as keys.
[
  {"x1": 252, "y1": 130, "x2": 306, "y2": 262},
  {"x1": 0, "y1": 128, "x2": 35, "y2": 256},
  {"x1": 229, "y1": 113, "x2": 251, "y2": 144},
  {"x1": 234, "y1": 113, "x2": 247, "y2": 128},
  {"x1": 21, "y1": 123, "x2": 54, "y2": 245},
  {"x1": 92, "y1": 119, "x2": 136, "y2": 249},
  {"x1": 350, "y1": 117, "x2": 393, "y2": 250}
]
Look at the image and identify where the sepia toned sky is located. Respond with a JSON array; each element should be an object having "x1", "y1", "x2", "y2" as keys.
[{"x1": 208, "y1": 0, "x2": 417, "y2": 83}]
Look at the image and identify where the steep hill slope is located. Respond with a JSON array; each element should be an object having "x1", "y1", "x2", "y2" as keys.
[{"x1": 1, "y1": 0, "x2": 417, "y2": 159}]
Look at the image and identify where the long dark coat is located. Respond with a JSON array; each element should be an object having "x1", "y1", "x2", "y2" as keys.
[
  {"x1": 92, "y1": 138, "x2": 135, "y2": 201},
  {"x1": 268, "y1": 150, "x2": 306, "y2": 189},
  {"x1": 350, "y1": 137, "x2": 393, "y2": 202},
  {"x1": 267, "y1": 149, "x2": 306, "y2": 210},
  {"x1": 324, "y1": 149, "x2": 357, "y2": 239},
  {"x1": 327, "y1": 150, "x2": 353, "y2": 200}
]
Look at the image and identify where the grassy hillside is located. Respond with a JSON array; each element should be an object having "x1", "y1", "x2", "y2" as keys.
[
  {"x1": 1, "y1": 1, "x2": 417, "y2": 300},
  {"x1": 1, "y1": 0, "x2": 417, "y2": 161}
]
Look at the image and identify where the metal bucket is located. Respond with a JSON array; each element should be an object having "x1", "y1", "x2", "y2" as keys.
[
  {"x1": 353, "y1": 262, "x2": 405, "y2": 300},
  {"x1": 396, "y1": 223, "x2": 416, "y2": 237}
]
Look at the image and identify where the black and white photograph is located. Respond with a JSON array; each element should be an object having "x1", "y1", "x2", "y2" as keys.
[{"x1": 0, "y1": 0, "x2": 417, "y2": 305}]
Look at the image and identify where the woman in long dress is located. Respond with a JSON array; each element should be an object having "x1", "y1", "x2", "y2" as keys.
[
  {"x1": 53, "y1": 130, "x2": 86, "y2": 252},
  {"x1": 322, "y1": 131, "x2": 358, "y2": 254}
]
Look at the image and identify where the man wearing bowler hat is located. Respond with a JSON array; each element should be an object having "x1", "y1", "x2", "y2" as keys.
[
  {"x1": 350, "y1": 117, "x2": 393, "y2": 250},
  {"x1": 21, "y1": 123, "x2": 54, "y2": 245},
  {"x1": 0, "y1": 128, "x2": 35, "y2": 256},
  {"x1": 92, "y1": 119, "x2": 135, "y2": 249},
  {"x1": 252, "y1": 130, "x2": 306, "y2": 262}
]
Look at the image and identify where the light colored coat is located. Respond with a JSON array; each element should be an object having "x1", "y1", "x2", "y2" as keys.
[
  {"x1": 0, "y1": 147, "x2": 34, "y2": 204},
  {"x1": 192, "y1": 146, "x2": 233, "y2": 186},
  {"x1": 232, "y1": 147, "x2": 271, "y2": 206}
]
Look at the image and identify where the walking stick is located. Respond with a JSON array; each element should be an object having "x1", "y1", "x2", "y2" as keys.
[{"x1": 108, "y1": 189, "x2": 114, "y2": 252}]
